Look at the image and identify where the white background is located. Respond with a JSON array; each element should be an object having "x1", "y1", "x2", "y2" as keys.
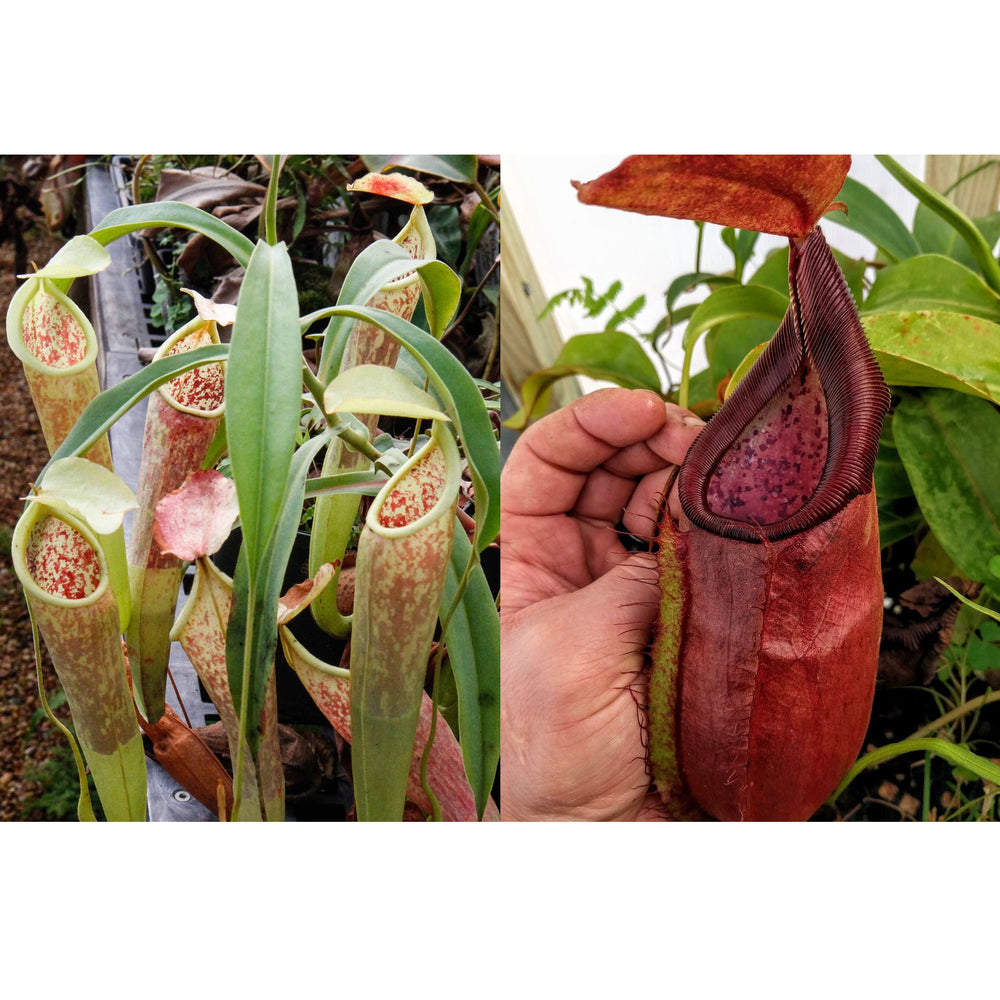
[{"x1": 503, "y1": 154, "x2": 925, "y2": 385}]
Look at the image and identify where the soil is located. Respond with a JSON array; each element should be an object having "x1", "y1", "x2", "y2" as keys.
[{"x1": 0, "y1": 216, "x2": 71, "y2": 821}]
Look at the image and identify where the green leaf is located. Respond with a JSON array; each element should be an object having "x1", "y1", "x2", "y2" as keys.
[
  {"x1": 440, "y1": 523, "x2": 499, "y2": 819},
  {"x1": 720, "y1": 341, "x2": 765, "y2": 396},
  {"x1": 864, "y1": 310, "x2": 1000, "y2": 404},
  {"x1": 874, "y1": 155, "x2": 1000, "y2": 294},
  {"x1": 937, "y1": 577, "x2": 1000, "y2": 624},
  {"x1": 506, "y1": 331, "x2": 663, "y2": 430},
  {"x1": 361, "y1": 155, "x2": 479, "y2": 185},
  {"x1": 227, "y1": 430, "x2": 332, "y2": 777},
  {"x1": 705, "y1": 319, "x2": 771, "y2": 388},
  {"x1": 29, "y1": 456, "x2": 136, "y2": 535},
  {"x1": 323, "y1": 364, "x2": 449, "y2": 422},
  {"x1": 911, "y1": 203, "x2": 1000, "y2": 267},
  {"x1": 29, "y1": 235, "x2": 110, "y2": 280},
  {"x1": 324, "y1": 304, "x2": 500, "y2": 552},
  {"x1": 862, "y1": 255, "x2": 1000, "y2": 323},
  {"x1": 734, "y1": 228, "x2": 760, "y2": 276},
  {"x1": 893, "y1": 389, "x2": 1000, "y2": 582},
  {"x1": 43, "y1": 343, "x2": 228, "y2": 478},
  {"x1": 874, "y1": 432, "x2": 923, "y2": 548},
  {"x1": 226, "y1": 240, "x2": 303, "y2": 571},
  {"x1": 312, "y1": 240, "x2": 457, "y2": 382},
  {"x1": 88, "y1": 202, "x2": 254, "y2": 270},
  {"x1": 665, "y1": 271, "x2": 739, "y2": 315},
  {"x1": 747, "y1": 246, "x2": 790, "y2": 293},
  {"x1": 823, "y1": 175, "x2": 920, "y2": 263},
  {"x1": 681, "y1": 283, "x2": 788, "y2": 350},
  {"x1": 829, "y1": 736, "x2": 1000, "y2": 805},
  {"x1": 415, "y1": 259, "x2": 461, "y2": 338}
]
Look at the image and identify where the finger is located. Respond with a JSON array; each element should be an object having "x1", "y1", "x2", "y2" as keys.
[
  {"x1": 502, "y1": 388, "x2": 668, "y2": 520},
  {"x1": 619, "y1": 405, "x2": 705, "y2": 539}
]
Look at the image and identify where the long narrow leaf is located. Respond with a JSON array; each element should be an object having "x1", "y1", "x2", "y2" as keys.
[
  {"x1": 440, "y1": 522, "x2": 499, "y2": 818},
  {"x1": 88, "y1": 203, "x2": 254, "y2": 270},
  {"x1": 313, "y1": 241, "x2": 460, "y2": 383},
  {"x1": 312, "y1": 304, "x2": 499, "y2": 552},
  {"x1": 41, "y1": 344, "x2": 228, "y2": 481},
  {"x1": 829, "y1": 737, "x2": 1000, "y2": 805},
  {"x1": 225, "y1": 240, "x2": 303, "y2": 571},
  {"x1": 226, "y1": 431, "x2": 332, "y2": 780}
]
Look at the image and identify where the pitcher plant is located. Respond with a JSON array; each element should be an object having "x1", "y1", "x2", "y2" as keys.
[{"x1": 7, "y1": 154, "x2": 500, "y2": 822}]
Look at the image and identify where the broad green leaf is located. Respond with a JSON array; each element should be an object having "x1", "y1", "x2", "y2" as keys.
[
  {"x1": 706, "y1": 319, "x2": 772, "y2": 388},
  {"x1": 734, "y1": 228, "x2": 760, "y2": 276},
  {"x1": 874, "y1": 155, "x2": 1000, "y2": 294},
  {"x1": 873, "y1": 438, "x2": 915, "y2": 503},
  {"x1": 324, "y1": 364, "x2": 449, "y2": 422},
  {"x1": 721, "y1": 341, "x2": 765, "y2": 396},
  {"x1": 823, "y1": 175, "x2": 920, "y2": 263},
  {"x1": 362, "y1": 155, "x2": 479, "y2": 185},
  {"x1": 225, "y1": 240, "x2": 303, "y2": 571},
  {"x1": 877, "y1": 506, "x2": 925, "y2": 549},
  {"x1": 683, "y1": 366, "x2": 718, "y2": 411},
  {"x1": 415, "y1": 259, "x2": 461, "y2": 338},
  {"x1": 506, "y1": 331, "x2": 663, "y2": 430},
  {"x1": 440, "y1": 523, "x2": 499, "y2": 819},
  {"x1": 912, "y1": 530, "x2": 962, "y2": 582},
  {"x1": 864, "y1": 310, "x2": 1000, "y2": 404},
  {"x1": 893, "y1": 389, "x2": 1000, "y2": 582},
  {"x1": 747, "y1": 245, "x2": 790, "y2": 293},
  {"x1": 914, "y1": 201, "x2": 963, "y2": 257},
  {"x1": 862, "y1": 255, "x2": 1000, "y2": 323},
  {"x1": 873, "y1": 433, "x2": 923, "y2": 548},
  {"x1": 87, "y1": 202, "x2": 254, "y2": 270},
  {"x1": 665, "y1": 271, "x2": 739, "y2": 314},
  {"x1": 911, "y1": 203, "x2": 1000, "y2": 266},
  {"x1": 682, "y1": 283, "x2": 788, "y2": 350}
]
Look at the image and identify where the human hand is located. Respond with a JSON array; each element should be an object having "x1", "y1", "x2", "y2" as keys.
[{"x1": 500, "y1": 388, "x2": 705, "y2": 820}]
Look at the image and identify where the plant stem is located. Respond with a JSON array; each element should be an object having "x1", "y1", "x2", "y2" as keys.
[
  {"x1": 678, "y1": 340, "x2": 695, "y2": 411},
  {"x1": 906, "y1": 688, "x2": 1000, "y2": 741},
  {"x1": 472, "y1": 180, "x2": 499, "y2": 225},
  {"x1": 262, "y1": 156, "x2": 283, "y2": 246}
]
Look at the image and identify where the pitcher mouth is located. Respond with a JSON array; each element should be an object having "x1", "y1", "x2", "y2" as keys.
[
  {"x1": 677, "y1": 226, "x2": 890, "y2": 543},
  {"x1": 12, "y1": 503, "x2": 110, "y2": 611}
]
